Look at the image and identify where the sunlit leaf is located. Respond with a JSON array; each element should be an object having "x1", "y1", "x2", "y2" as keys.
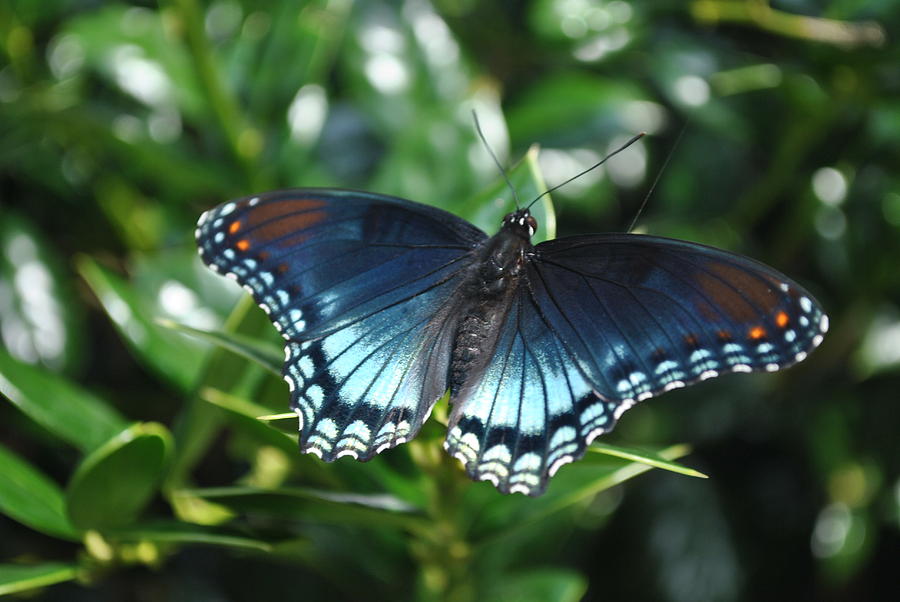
[
  {"x1": 536, "y1": 443, "x2": 696, "y2": 518},
  {"x1": 201, "y1": 387, "x2": 288, "y2": 423},
  {"x1": 159, "y1": 319, "x2": 282, "y2": 376},
  {"x1": 587, "y1": 442, "x2": 707, "y2": 478},
  {"x1": 133, "y1": 250, "x2": 242, "y2": 327},
  {"x1": 198, "y1": 387, "x2": 299, "y2": 457},
  {"x1": 77, "y1": 256, "x2": 204, "y2": 391},
  {"x1": 62, "y1": 5, "x2": 204, "y2": 116},
  {"x1": 343, "y1": 2, "x2": 473, "y2": 132},
  {"x1": 488, "y1": 568, "x2": 587, "y2": 602},
  {"x1": 0, "y1": 213, "x2": 84, "y2": 372},
  {"x1": 0, "y1": 563, "x2": 80, "y2": 596},
  {"x1": 458, "y1": 144, "x2": 556, "y2": 243}
]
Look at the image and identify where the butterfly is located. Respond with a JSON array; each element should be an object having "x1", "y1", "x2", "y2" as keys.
[{"x1": 195, "y1": 188, "x2": 827, "y2": 496}]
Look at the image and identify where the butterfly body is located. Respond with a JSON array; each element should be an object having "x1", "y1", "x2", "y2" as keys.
[
  {"x1": 196, "y1": 188, "x2": 827, "y2": 496},
  {"x1": 449, "y1": 210, "x2": 535, "y2": 394}
]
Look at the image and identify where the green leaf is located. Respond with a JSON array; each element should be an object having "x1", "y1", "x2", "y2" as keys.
[
  {"x1": 457, "y1": 145, "x2": 556, "y2": 243},
  {"x1": 198, "y1": 387, "x2": 299, "y2": 457},
  {"x1": 0, "y1": 348, "x2": 127, "y2": 452},
  {"x1": 186, "y1": 486, "x2": 427, "y2": 532},
  {"x1": 166, "y1": 295, "x2": 273, "y2": 491},
  {"x1": 66, "y1": 423, "x2": 172, "y2": 530},
  {"x1": 200, "y1": 387, "x2": 290, "y2": 424},
  {"x1": 528, "y1": 443, "x2": 696, "y2": 522},
  {"x1": 0, "y1": 445, "x2": 79, "y2": 540},
  {"x1": 77, "y1": 256, "x2": 204, "y2": 391},
  {"x1": 469, "y1": 444, "x2": 695, "y2": 543},
  {"x1": 251, "y1": 1, "x2": 352, "y2": 134},
  {"x1": 0, "y1": 563, "x2": 80, "y2": 596},
  {"x1": 63, "y1": 5, "x2": 204, "y2": 117},
  {"x1": 507, "y1": 72, "x2": 654, "y2": 145},
  {"x1": 488, "y1": 569, "x2": 587, "y2": 602},
  {"x1": 0, "y1": 213, "x2": 85, "y2": 372},
  {"x1": 131, "y1": 249, "x2": 241, "y2": 325},
  {"x1": 588, "y1": 442, "x2": 708, "y2": 478},
  {"x1": 158, "y1": 319, "x2": 282, "y2": 377},
  {"x1": 106, "y1": 521, "x2": 274, "y2": 552},
  {"x1": 200, "y1": 387, "x2": 421, "y2": 495}
]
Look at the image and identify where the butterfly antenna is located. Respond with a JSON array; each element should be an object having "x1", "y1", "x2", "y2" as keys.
[
  {"x1": 626, "y1": 121, "x2": 688, "y2": 233},
  {"x1": 472, "y1": 110, "x2": 521, "y2": 209},
  {"x1": 525, "y1": 132, "x2": 646, "y2": 211}
]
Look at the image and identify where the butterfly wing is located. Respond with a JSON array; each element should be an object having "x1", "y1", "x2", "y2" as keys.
[
  {"x1": 446, "y1": 233, "x2": 827, "y2": 495},
  {"x1": 196, "y1": 189, "x2": 485, "y2": 460},
  {"x1": 445, "y1": 288, "x2": 603, "y2": 495}
]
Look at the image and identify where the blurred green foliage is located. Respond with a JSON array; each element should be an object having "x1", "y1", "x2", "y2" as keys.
[{"x1": 1, "y1": 0, "x2": 899, "y2": 600}]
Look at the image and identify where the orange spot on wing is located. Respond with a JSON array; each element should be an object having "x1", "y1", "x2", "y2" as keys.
[
  {"x1": 226, "y1": 197, "x2": 330, "y2": 249},
  {"x1": 776, "y1": 311, "x2": 789, "y2": 327},
  {"x1": 749, "y1": 326, "x2": 766, "y2": 340},
  {"x1": 696, "y1": 262, "x2": 781, "y2": 323},
  {"x1": 245, "y1": 198, "x2": 327, "y2": 226},
  {"x1": 236, "y1": 239, "x2": 250, "y2": 251}
]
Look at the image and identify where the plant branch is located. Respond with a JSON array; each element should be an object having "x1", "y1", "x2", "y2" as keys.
[
  {"x1": 691, "y1": 0, "x2": 885, "y2": 47},
  {"x1": 164, "y1": 0, "x2": 264, "y2": 190}
]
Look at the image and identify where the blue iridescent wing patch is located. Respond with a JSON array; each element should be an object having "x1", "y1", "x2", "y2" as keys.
[
  {"x1": 445, "y1": 233, "x2": 827, "y2": 495},
  {"x1": 196, "y1": 189, "x2": 485, "y2": 459},
  {"x1": 445, "y1": 291, "x2": 600, "y2": 495}
]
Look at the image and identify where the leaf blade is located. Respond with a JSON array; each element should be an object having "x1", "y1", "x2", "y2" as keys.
[
  {"x1": 185, "y1": 486, "x2": 428, "y2": 532},
  {"x1": 458, "y1": 145, "x2": 556, "y2": 242},
  {"x1": 77, "y1": 256, "x2": 204, "y2": 391},
  {"x1": 588, "y1": 442, "x2": 708, "y2": 478},
  {"x1": 158, "y1": 319, "x2": 282, "y2": 376},
  {"x1": 0, "y1": 348, "x2": 127, "y2": 452},
  {"x1": 105, "y1": 521, "x2": 275, "y2": 552},
  {"x1": 0, "y1": 445, "x2": 79, "y2": 540},
  {"x1": 0, "y1": 563, "x2": 80, "y2": 596},
  {"x1": 65, "y1": 423, "x2": 172, "y2": 530}
]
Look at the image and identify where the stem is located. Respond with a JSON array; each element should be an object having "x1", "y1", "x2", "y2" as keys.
[
  {"x1": 691, "y1": 0, "x2": 885, "y2": 47},
  {"x1": 164, "y1": 0, "x2": 264, "y2": 191},
  {"x1": 408, "y1": 438, "x2": 474, "y2": 602}
]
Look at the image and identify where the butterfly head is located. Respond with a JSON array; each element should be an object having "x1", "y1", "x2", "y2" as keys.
[{"x1": 502, "y1": 209, "x2": 537, "y2": 239}]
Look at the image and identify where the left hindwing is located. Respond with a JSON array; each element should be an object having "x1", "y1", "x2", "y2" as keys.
[
  {"x1": 196, "y1": 189, "x2": 486, "y2": 460},
  {"x1": 446, "y1": 233, "x2": 827, "y2": 496}
]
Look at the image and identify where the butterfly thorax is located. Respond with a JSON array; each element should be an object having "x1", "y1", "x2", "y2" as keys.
[{"x1": 448, "y1": 212, "x2": 535, "y2": 395}]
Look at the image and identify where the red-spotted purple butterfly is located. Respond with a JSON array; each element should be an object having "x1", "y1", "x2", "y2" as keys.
[{"x1": 195, "y1": 188, "x2": 827, "y2": 496}]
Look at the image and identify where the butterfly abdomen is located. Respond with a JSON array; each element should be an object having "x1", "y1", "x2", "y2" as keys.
[
  {"x1": 449, "y1": 228, "x2": 532, "y2": 395},
  {"x1": 450, "y1": 313, "x2": 496, "y2": 394}
]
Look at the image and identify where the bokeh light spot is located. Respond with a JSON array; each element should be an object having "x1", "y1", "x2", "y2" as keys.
[{"x1": 812, "y1": 167, "x2": 847, "y2": 206}]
